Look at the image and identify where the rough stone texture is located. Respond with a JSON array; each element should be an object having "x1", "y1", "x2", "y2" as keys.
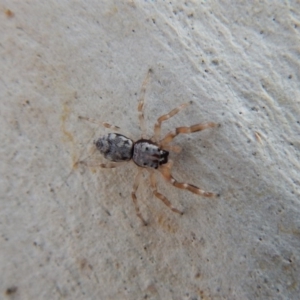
[{"x1": 1, "y1": 1, "x2": 300, "y2": 299}]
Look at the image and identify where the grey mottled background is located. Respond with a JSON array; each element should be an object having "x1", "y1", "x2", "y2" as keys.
[{"x1": 1, "y1": 1, "x2": 300, "y2": 299}]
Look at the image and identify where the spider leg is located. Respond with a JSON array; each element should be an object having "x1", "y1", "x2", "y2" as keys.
[
  {"x1": 79, "y1": 116, "x2": 120, "y2": 131},
  {"x1": 131, "y1": 169, "x2": 147, "y2": 226},
  {"x1": 79, "y1": 161, "x2": 126, "y2": 168},
  {"x1": 162, "y1": 144, "x2": 182, "y2": 153},
  {"x1": 138, "y1": 69, "x2": 152, "y2": 138},
  {"x1": 159, "y1": 160, "x2": 216, "y2": 197},
  {"x1": 79, "y1": 116, "x2": 134, "y2": 139},
  {"x1": 160, "y1": 122, "x2": 218, "y2": 147},
  {"x1": 154, "y1": 102, "x2": 190, "y2": 142},
  {"x1": 148, "y1": 170, "x2": 183, "y2": 215}
]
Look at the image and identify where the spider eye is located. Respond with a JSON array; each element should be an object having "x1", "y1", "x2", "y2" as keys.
[
  {"x1": 145, "y1": 147, "x2": 149, "y2": 151},
  {"x1": 143, "y1": 163, "x2": 147, "y2": 166}
]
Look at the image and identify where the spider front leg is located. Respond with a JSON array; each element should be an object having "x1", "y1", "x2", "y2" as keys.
[
  {"x1": 137, "y1": 69, "x2": 152, "y2": 138},
  {"x1": 162, "y1": 144, "x2": 182, "y2": 153},
  {"x1": 148, "y1": 170, "x2": 183, "y2": 215},
  {"x1": 153, "y1": 102, "x2": 190, "y2": 142},
  {"x1": 131, "y1": 169, "x2": 147, "y2": 226},
  {"x1": 160, "y1": 122, "x2": 218, "y2": 147},
  {"x1": 159, "y1": 161, "x2": 216, "y2": 197}
]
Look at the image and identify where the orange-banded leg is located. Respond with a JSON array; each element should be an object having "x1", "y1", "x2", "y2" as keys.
[
  {"x1": 148, "y1": 170, "x2": 183, "y2": 215},
  {"x1": 79, "y1": 116, "x2": 121, "y2": 131},
  {"x1": 162, "y1": 144, "x2": 182, "y2": 153},
  {"x1": 79, "y1": 161, "x2": 127, "y2": 169},
  {"x1": 160, "y1": 122, "x2": 218, "y2": 147},
  {"x1": 153, "y1": 102, "x2": 190, "y2": 142},
  {"x1": 138, "y1": 69, "x2": 152, "y2": 138},
  {"x1": 131, "y1": 169, "x2": 147, "y2": 226},
  {"x1": 79, "y1": 116, "x2": 134, "y2": 140},
  {"x1": 159, "y1": 160, "x2": 216, "y2": 197}
]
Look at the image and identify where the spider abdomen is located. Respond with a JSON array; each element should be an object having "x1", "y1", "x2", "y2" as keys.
[
  {"x1": 133, "y1": 139, "x2": 169, "y2": 169},
  {"x1": 95, "y1": 133, "x2": 133, "y2": 162}
]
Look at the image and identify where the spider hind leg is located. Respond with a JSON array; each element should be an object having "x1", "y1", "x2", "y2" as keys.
[
  {"x1": 78, "y1": 116, "x2": 121, "y2": 131},
  {"x1": 137, "y1": 69, "x2": 152, "y2": 138},
  {"x1": 131, "y1": 169, "x2": 148, "y2": 226}
]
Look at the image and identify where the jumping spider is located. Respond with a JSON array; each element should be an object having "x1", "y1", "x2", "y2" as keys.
[{"x1": 79, "y1": 70, "x2": 218, "y2": 225}]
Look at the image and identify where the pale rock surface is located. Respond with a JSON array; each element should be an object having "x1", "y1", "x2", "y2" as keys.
[{"x1": 1, "y1": 1, "x2": 300, "y2": 299}]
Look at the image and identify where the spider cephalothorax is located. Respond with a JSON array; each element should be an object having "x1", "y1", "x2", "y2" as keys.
[
  {"x1": 132, "y1": 139, "x2": 169, "y2": 168},
  {"x1": 80, "y1": 69, "x2": 218, "y2": 225}
]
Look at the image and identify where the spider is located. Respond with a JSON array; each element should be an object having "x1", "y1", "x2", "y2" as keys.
[{"x1": 79, "y1": 70, "x2": 218, "y2": 225}]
